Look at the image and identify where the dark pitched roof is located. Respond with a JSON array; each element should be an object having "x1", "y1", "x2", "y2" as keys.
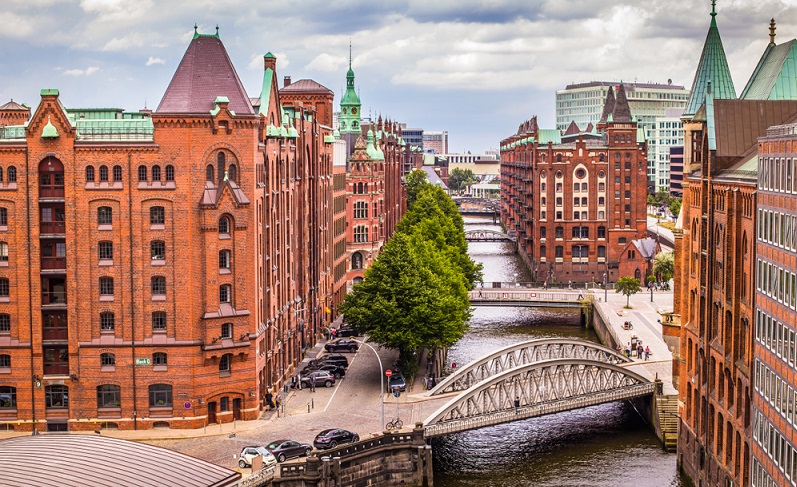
[
  {"x1": 564, "y1": 120, "x2": 580, "y2": 136},
  {"x1": 0, "y1": 434, "x2": 240, "y2": 487},
  {"x1": 598, "y1": 86, "x2": 616, "y2": 123},
  {"x1": 279, "y1": 79, "x2": 333, "y2": 94},
  {"x1": 157, "y1": 34, "x2": 254, "y2": 115},
  {"x1": 611, "y1": 83, "x2": 633, "y2": 122},
  {"x1": 712, "y1": 99, "x2": 797, "y2": 168},
  {"x1": 585, "y1": 122, "x2": 594, "y2": 132}
]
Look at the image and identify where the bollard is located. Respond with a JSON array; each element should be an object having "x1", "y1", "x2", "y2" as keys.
[
  {"x1": 308, "y1": 403, "x2": 311, "y2": 414},
  {"x1": 312, "y1": 398, "x2": 314, "y2": 409}
]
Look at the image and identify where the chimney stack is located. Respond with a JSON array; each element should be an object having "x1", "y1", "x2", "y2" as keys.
[{"x1": 284, "y1": 76, "x2": 291, "y2": 88}]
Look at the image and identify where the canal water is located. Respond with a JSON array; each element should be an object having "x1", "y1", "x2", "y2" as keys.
[{"x1": 432, "y1": 217, "x2": 686, "y2": 487}]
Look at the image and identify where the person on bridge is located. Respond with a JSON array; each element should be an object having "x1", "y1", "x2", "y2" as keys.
[
  {"x1": 637, "y1": 344, "x2": 644, "y2": 360},
  {"x1": 514, "y1": 397, "x2": 520, "y2": 414},
  {"x1": 645, "y1": 346, "x2": 651, "y2": 361}
]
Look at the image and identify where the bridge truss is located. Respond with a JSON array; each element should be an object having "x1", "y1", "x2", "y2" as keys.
[
  {"x1": 464, "y1": 229, "x2": 514, "y2": 242},
  {"x1": 429, "y1": 338, "x2": 630, "y2": 396},
  {"x1": 423, "y1": 358, "x2": 654, "y2": 438}
]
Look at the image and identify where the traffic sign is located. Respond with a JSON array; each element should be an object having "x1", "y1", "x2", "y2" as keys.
[
  {"x1": 452, "y1": 362, "x2": 457, "y2": 369},
  {"x1": 184, "y1": 401, "x2": 191, "y2": 409},
  {"x1": 385, "y1": 369, "x2": 392, "y2": 377}
]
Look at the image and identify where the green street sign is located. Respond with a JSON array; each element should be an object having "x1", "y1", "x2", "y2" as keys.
[{"x1": 135, "y1": 358, "x2": 151, "y2": 366}]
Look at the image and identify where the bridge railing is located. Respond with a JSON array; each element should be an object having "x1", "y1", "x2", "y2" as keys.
[
  {"x1": 475, "y1": 281, "x2": 615, "y2": 290},
  {"x1": 469, "y1": 290, "x2": 590, "y2": 301}
]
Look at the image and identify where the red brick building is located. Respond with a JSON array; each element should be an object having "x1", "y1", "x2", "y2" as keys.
[
  {"x1": 0, "y1": 29, "x2": 344, "y2": 432},
  {"x1": 500, "y1": 83, "x2": 648, "y2": 285}
]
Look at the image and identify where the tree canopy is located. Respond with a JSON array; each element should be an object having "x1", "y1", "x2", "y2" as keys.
[
  {"x1": 448, "y1": 168, "x2": 476, "y2": 193},
  {"x1": 653, "y1": 251, "x2": 675, "y2": 282},
  {"x1": 340, "y1": 176, "x2": 481, "y2": 377},
  {"x1": 405, "y1": 169, "x2": 428, "y2": 208},
  {"x1": 615, "y1": 276, "x2": 642, "y2": 308}
]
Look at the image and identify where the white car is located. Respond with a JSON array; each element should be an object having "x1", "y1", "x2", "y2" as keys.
[{"x1": 238, "y1": 446, "x2": 277, "y2": 470}]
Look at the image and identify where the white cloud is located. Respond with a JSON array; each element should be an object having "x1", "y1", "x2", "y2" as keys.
[
  {"x1": 146, "y1": 56, "x2": 165, "y2": 66},
  {"x1": 306, "y1": 53, "x2": 347, "y2": 73},
  {"x1": 64, "y1": 66, "x2": 100, "y2": 76}
]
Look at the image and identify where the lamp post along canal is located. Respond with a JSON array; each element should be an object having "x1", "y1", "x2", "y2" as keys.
[{"x1": 603, "y1": 272, "x2": 608, "y2": 302}]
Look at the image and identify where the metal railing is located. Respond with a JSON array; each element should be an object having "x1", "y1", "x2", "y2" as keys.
[
  {"x1": 40, "y1": 256, "x2": 66, "y2": 270},
  {"x1": 41, "y1": 292, "x2": 67, "y2": 305}
]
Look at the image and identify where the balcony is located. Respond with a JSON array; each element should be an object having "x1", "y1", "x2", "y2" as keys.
[
  {"x1": 42, "y1": 326, "x2": 68, "y2": 341},
  {"x1": 39, "y1": 185, "x2": 65, "y2": 199},
  {"x1": 43, "y1": 361, "x2": 69, "y2": 376},
  {"x1": 43, "y1": 345, "x2": 69, "y2": 376},
  {"x1": 40, "y1": 221, "x2": 65, "y2": 235},
  {"x1": 41, "y1": 256, "x2": 66, "y2": 271},
  {"x1": 41, "y1": 291, "x2": 66, "y2": 306}
]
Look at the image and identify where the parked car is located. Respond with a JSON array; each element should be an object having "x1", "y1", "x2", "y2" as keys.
[
  {"x1": 265, "y1": 439, "x2": 313, "y2": 463},
  {"x1": 303, "y1": 363, "x2": 346, "y2": 379},
  {"x1": 313, "y1": 428, "x2": 360, "y2": 450},
  {"x1": 238, "y1": 446, "x2": 278, "y2": 470},
  {"x1": 301, "y1": 370, "x2": 336, "y2": 388},
  {"x1": 324, "y1": 339, "x2": 359, "y2": 353},
  {"x1": 308, "y1": 353, "x2": 349, "y2": 369},
  {"x1": 334, "y1": 326, "x2": 360, "y2": 338},
  {"x1": 388, "y1": 372, "x2": 406, "y2": 392}
]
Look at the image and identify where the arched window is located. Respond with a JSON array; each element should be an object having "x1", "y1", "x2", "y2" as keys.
[
  {"x1": 149, "y1": 384, "x2": 172, "y2": 407},
  {"x1": 150, "y1": 240, "x2": 165, "y2": 261},
  {"x1": 99, "y1": 277, "x2": 114, "y2": 297},
  {"x1": 217, "y1": 152, "x2": 226, "y2": 179},
  {"x1": 228, "y1": 164, "x2": 237, "y2": 182},
  {"x1": 86, "y1": 166, "x2": 95, "y2": 182},
  {"x1": 45, "y1": 385, "x2": 68, "y2": 408},
  {"x1": 219, "y1": 284, "x2": 231, "y2": 303},
  {"x1": 151, "y1": 276, "x2": 166, "y2": 296},
  {"x1": 219, "y1": 216, "x2": 231, "y2": 235},
  {"x1": 113, "y1": 165, "x2": 122, "y2": 182},
  {"x1": 100, "y1": 312, "x2": 115, "y2": 331},
  {"x1": 150, "y1": 206, "x2": 165, "y2": 225},
  {"x1": 0, "y1": 354, "x2": 10, "y2": 368},
  {"x1": 219, "y1": 250, "x2": 231, "y2": 270},
  {"x1": 98, "y1": 206, "x2": 112, "y2": 225},
  {"x1": 7, "y1": 167, "x2": 16, "y2": 183},
  {"x1": 352, "y1": 252, "x2": 363, "y2": 270},
  {"x1": 100, "y1": 353, "x2": 115, "y2": 366},
  {"x1": 165, "y1": 165, "x2": 174, "y2": 181},
  {"x1": 97, "y1": 384, "x2": 120, "y2": 408},
  {"x1": 99, "y1": 165, "x2": 109, "y2": 182},
  {"x1": 152, "y1": 165, "x2": 161, "y2": 181},
  {"x1": 0, "y1": 386, "x2": 16, "y2": 408},
  {"x1": 152, "y1": 312, "x2": 166, "y2": 331},
  {"x1": 138, "y1": 165, "x2": 147, "y2": 181},
  {"x1": 599, "y1": 153, "x2": 605, "y2": 162},
  {"x1": 98, "y1": 241, "x2": 113, "y2": 260},
  {"x1": 206, "y1": 165, "x2": 215, "y2": 181},
  {"x1": 219, "y1": 353, "x2": 232, "y2": 374}
]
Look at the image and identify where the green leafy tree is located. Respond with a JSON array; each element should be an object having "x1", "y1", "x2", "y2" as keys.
[
  {"x1": 448, "y1": 168, "x2": 476, "y2": 193},
  {"x1": 654, "y1": 251, "x2": 675, "y2": 282},
  {"x1": 405, "y1": 169, "x2": 429, "y2": 208},
  {"x1": 615, "y1": 276, "x2": 642, "y2": 308},
  {"x1": 669, "y1": 198, "x2": 682, "y2": 218},
  {"x1": 339, "y1": 233, "x2": 472, "y2": 375}
]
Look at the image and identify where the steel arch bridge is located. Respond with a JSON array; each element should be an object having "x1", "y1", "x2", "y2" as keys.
[
  {"x1": 464, "y1": 229, "x2": 515, "y2": 242},
  {"x1": 428, "y1": 338, "x2": 630, "y2": 396},
  {"x1": 423, "y1": 359, "x2": 654, "y2": 438}
]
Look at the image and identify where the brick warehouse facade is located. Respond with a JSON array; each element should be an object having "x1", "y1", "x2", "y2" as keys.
[
  {"x1": 0, "y1": 29, "x2": 368, "y2": 432},
  {"x1": 499, "y1": 83, "x2": 648, "y2": 285}
]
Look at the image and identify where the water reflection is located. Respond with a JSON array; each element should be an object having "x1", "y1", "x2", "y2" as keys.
[{"x1": 432, "y1": 217, "x2": 685, "y2": 486}]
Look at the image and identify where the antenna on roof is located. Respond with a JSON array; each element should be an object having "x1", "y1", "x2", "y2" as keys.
[{"x1": 216, "y1": 24, "x2": 219, "y2": 36}]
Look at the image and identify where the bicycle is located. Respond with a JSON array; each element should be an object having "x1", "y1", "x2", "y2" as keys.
[{"x1": 385, "y1": 417, "x2": 403, "y2": 430}]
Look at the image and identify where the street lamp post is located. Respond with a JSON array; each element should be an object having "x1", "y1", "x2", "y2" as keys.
[
  {"x1": 350, "y1": 338, "x2": 385, "y2": 429},
  {"x1": 603, "y1": 272, "x2": 608, "y2": 302}
]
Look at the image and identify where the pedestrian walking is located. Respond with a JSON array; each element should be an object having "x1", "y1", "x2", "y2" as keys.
[
  {"x1": 645, "y1": 346, "x2": 651, "y2": 361},
  {"x1": 330, "y1": 327, "x2": 337, "y2": 339},
  {"x1": 514, "y1": 396, "x2": 520, "y2": 414},
  {"x1": 637, "y1": 344, "x2": 644, "y2": 360},
  {"x1": 275, "y1": 393, "x2": 281, "y2": 409},
  {"x1": 625, "y1": 344, "x2": 631, "y2": 358},
  {"x1": 310, "y1": 375, "x2": 316, "y2": 392},
  {"x1": 265, "y1": 391, "x2": 274, "y2": 410},
  {"x1": 568, "y1": 280, "x2": 573, "y2": 290}
]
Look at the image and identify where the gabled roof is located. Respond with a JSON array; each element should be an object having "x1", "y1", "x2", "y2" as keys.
[
  {"x1": 598, "y1": 86, "x2": 615, "y2": 123},
  {"x1": 564, "y1": 120, "x2": 580, "y2": 136},
  {"x1": 632, "y1": 238, "x2": 659, "y2": 260},
  {"x1": 611, "y1": 83, "x2": 633, "y2": 122},
  {"x1": 157, "y1": 32, "x2": 254, "y2": 115},
  {"x1": 683, "y1": 7, "x2": 736, "y2": 118},
  {"x1": 279, "y1": 79, "x2": 333, "y2": 94},
  {"x1": 741, "y1": 39, "x2": 797, "y2": 100},
  {"x1": 200, "y1": 180, "x2": 251, "y2": 207}
]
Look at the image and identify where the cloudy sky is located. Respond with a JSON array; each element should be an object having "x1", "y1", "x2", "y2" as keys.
[{"x1": 1, "y1": 0, "x2": 796, "y2": 153}]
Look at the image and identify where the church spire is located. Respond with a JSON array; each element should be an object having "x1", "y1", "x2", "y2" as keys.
[
  {"x1": 340, "y1": 43, "x2": 361, "y2": 135},
  {"x1": 682, "y1": 1, "x2": 736, "y2": 119}
]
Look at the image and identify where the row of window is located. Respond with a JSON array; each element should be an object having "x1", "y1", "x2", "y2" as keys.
[
  {"x1": 754, "y1": 358, "x2": 797, "y2": 428},
  {"x1": 540, "y1": 226, "x2": 607, "y2": 240},
  {"x1": 539, "y1": 245, "x2": 606, "y2": 259},
  {"x1": 758, "y1": 208, "x2": 797, "y2": 251},
  {"x1": 0, "y1": 384, "x2": 177, "y2": 410},
  {"x1": 86, "y1": 165, "x2": 177, "y2": 184},
  {"x1": 752, "y1": 410, "x2": 797, "y2": 486},
  {"x1": 755, "y1": 259, "x2": 797, "y2": 310},
  {"x1": 758, "y1": 156, "x2": 797, "y2": 194},
  {"x1": 751, "y1": 457, "x2": 777, "y2": 487},
  {"x1": 0, "y1": 167, "x2": 18, "y2": 184},
  {"x1": 755, "y1": 309, "x2": 797, "y2": 368},
  {"x1": 97, "y1": 240, "x2": 232, "y2": 268},
  {"x1": 96, "y1": 207, "x2": 235, "y2": 236}
]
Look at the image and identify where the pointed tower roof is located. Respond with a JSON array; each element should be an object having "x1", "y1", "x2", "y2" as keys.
[
  {"x1": 740, "y1": 19, "x2": 797, "y2": 100},
  {"x1": 598, "y1": 86, "x2": 616, "y2": 123},
  {"x1": 564, "y1": 120, "x2": 581, "y2": 136},
  {"x1": 341, "y1": 43, "x2": 361, "y2": 107},
  {"x1": 157, "y1": 29, "x2": 254, "y2": 115},
  {"x1": 611, "y1": 83, "x2": 633, "y2": 122},
  {"x1": 682, "y1": 2, "x2": 736, "y2": 118}
]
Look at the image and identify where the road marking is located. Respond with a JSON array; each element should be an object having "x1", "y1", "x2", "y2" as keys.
[{"x1": 323, "y1": 352, "x2": 358, "y2": 412}]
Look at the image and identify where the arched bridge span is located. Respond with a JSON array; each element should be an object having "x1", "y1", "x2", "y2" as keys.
[
  {"x1": 423, "y1": 358, "x2": 654, "y2": 438},
  {"x1": 428, "y1": 338, "x2": 630, "y2": 396}
]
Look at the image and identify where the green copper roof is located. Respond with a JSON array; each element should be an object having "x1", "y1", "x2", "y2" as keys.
[
  {"x1": 683, "y1": 7, "x2": 736, "y2": 118},
  {"x1": 193, "y1": 24, "x2": 220, "y2": 40},
  {"x1": 741, "y1": 39, "x2": 797, "y2": 100},
  {"x1": 258, "y1": 67, "x2": 275, "y2": 117},
  {"x1": 41, "y1": 117, "x2": 59, "y2": 139},
  {"x1": 537, "y1": 129, "x2": 561, "y2": 145},
  {"x1": 636, "y1": 127, "x2": 646, "y2": 144},
  {"x1": 264, "y1": 52, "x2": 276, "y2": 59},
  {"x1": 0, "y1": 125, "x2": 25, "y2": 140},
  {"x1": 324, "y1": 134, "x2": 336, "y2": 143},
  {"x1": 705, "y1": 91, "x2": 717, "y2": 151},
  {"x1": 266, "y1": 124, "x2": 281, "y2": 137},
  {"x1": 40, "y1": 89, "x2": 59, "y2": 97}
]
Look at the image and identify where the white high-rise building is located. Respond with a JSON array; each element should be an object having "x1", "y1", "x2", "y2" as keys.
[
  {"x1": 555, "y1": 81, "x2": 690, "y2": 189},
  {"x1": 649, "y1": 108, "x2": 685, "y2": 193}
]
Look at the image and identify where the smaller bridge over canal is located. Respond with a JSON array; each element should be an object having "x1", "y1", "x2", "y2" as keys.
[
  {"x1": 468, "y1": 289, "x2": 588, "y2": 308},
  {"x1": 464, "y1": 229, "x2": 516, "y2": 242}
]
